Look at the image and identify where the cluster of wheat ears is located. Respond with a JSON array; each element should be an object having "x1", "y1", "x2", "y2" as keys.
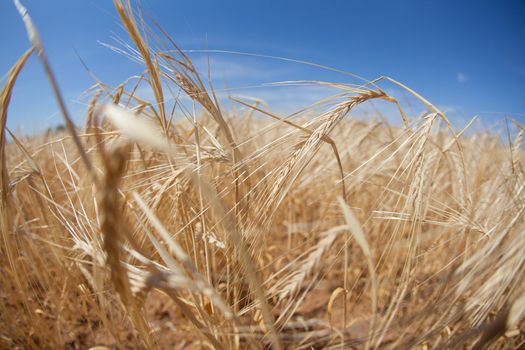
[{"x1": 1, "y1": 1, "x2": 525, "y2": 349}]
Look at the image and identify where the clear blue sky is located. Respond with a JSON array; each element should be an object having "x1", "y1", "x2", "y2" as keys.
[{"x1": 1, "y1": 0, "x2": 524, "y2": 133}]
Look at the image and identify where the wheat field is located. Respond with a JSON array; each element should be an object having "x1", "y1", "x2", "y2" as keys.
[{"x1": 1, "y1": 1, "x2": 525, "y2": 349}]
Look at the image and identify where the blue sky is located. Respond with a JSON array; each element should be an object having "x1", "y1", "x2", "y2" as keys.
[{"x1": 1, "y1": 0, "x2": 524, "y2": 133}]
